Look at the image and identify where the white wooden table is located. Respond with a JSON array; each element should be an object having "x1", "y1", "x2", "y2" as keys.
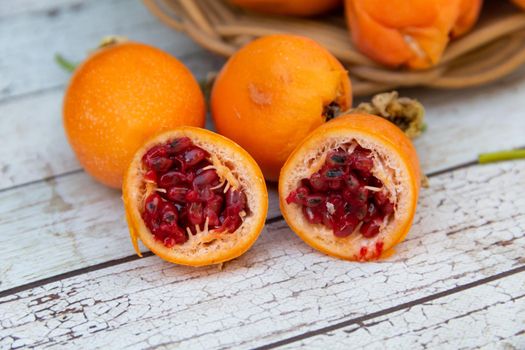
[{"x1": 1, "y1": 1, "x2": 524, "y2": 349}]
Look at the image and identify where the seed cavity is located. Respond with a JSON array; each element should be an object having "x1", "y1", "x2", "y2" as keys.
[
  {"x1": 287, "y1": 142, "x2": 395, "y2": 239},
  {"x1": 140, "y1": 137, "x2": 248, "y2": 247}
]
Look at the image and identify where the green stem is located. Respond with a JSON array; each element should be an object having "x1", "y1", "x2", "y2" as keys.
[
  {"x1": 54, "y1": 53, "x2": 77, "y2": 73},
  {"x1": 478, "y1": 149, "x2": 525, "y2": 164}
]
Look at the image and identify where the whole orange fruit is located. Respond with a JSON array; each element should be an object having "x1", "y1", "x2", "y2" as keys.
[
  {"x1": 211, "y1": 34, "x2": 352, "y2": 181},
  {"x1": 63, "y1": 41, "x2": 205, "y2": 188}
]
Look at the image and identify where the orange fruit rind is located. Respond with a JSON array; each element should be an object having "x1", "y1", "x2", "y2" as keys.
[
  {"x1": 279, "y1": 113, "x2": 420, "y2": 261},
  {"x1": 123, "y1": 127, "x2": 268, "y2": 266}
]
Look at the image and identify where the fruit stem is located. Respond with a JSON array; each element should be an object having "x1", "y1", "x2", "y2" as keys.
[
  {"x1": 98, "y1": 35, "x2": 128, "y2": 49},
  {"x1": 349, "y1": 91, "x2": 425, "y2": 139},
  {"x1": 54, "y1": 53, "x2": 77, "y2": 73},
  {"x1": 478, "y1": 149, "x2": 525, "y2": 164}
]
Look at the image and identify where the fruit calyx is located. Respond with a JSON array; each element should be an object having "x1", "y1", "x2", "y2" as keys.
[
  {"x1": 140, "y1": 137, "x2": 249, "y2": 248},
  {"x1": 322, "y1": 101, "x2": 342, "y2": 121},
  {"x1": 286, "y1": 141, "x2": 396, "y2": 240},
  {"x1": 350, "y1": 91, "x2": 425, "y2": 139}
]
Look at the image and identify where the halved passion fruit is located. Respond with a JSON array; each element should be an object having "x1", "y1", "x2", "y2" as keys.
[
  {"x1": 279, "y1": 113, "x2": 421, "y2": 261},
  {"x1": 123, "y1": 127, "x2": 268, "y2": 266}
]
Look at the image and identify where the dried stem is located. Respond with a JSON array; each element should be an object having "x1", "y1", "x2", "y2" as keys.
[{"x1": 348, "y1": 91, "x2": 426, "y2": 139}]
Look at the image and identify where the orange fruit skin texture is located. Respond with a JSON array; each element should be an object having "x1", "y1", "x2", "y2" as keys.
[
  {"x1": 230, "y1": 0, "x2": 341, "y2": 16},
  {"x1": 279, "y1": 113, "x2": 421, "y2": 261},
  {"x1": 345, "y1": 0, "x2": 482, "y2": 69},
  {"x1": 63, "y1": 42, "x2": 205, "y2": 189},
  {"x1": 211, "y1": 34, "x2": 352, "y2": 181},
  {"x1": 123, "y1": 127, "x2": 268, "y2": 266}
]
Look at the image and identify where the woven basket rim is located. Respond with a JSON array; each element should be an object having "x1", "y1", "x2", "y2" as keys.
[{"x1": 144, "y1": 0, "x2": 525, "y2": 95}]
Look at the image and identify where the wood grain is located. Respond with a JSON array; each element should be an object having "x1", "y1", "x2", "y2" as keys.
[
  {"x1": 0, "y1": 172, "x2": 280, "y2": 292},
  {"x1": 0, "y1": 160, "x2": 523, "y2": 349},
  {"x1": 280, "y1": 274, "x2": 525, "y2": 349},
  {"x1": 0, "y1": 0, "x2": 223, "y2": 102}
]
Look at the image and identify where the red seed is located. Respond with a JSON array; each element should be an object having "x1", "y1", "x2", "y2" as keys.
[
  {"x1": 364, "y1": 202, "x2": 378, "y2": 222},
  {"x1": 161, "y1": 202, "x2": 178, "y2": 224},
  {"x1": 160, "y1": 223, "x2": 187, "y2": 245},
  {"x1": 321, "y1": 167, "x2": 345, "y2": 180},
  {"x1": 166, "y1": 137, "x2": 192, "y2": 155},
  {"x1": 144, "y1": 170, "x2": 157, "y2": 183},
  {"x1": 217, "y1": 214, "x2": 242, "y2": 233},
  {"x1": 286, "y1": 186, "x2": 309, "y2": 205},
  {"x1": 204, "y1": 207, "x2": 220, "y2": 227},
  {"x1": 305, "y1": 194, "x2": 324, "y2": 207},
  {"x1": 144, "y1": 193, "x2": 163, "y2": 217},
  {"x1": 184, "y1": 147, "x2": 207, "y2": 167},
  {"x1": 303, "y1": 206, "x2": 323, "y2": 224},
  {"x1": 360, "y1": 217, "x2": 382, "y2": 238},
  {"x1": 309, "y1": 172, "x2": 328, "y2": 191},
  {"x1": 375, "y1": 241, "x2": 384, "y2": 256},
  {"x1": 327, "y1": 150, "x2": 348, "y2": 167},
  {"x1": 149, "y1": 157, "x2": 173, "y2": 174},
  {"x1": 185, "y1": 190, "x2": 200, "y2": 203},
  {"x1": 368, "y1": 176, "x2": 383, "y2": 188},
  {"x1": 359, "y1": 246, "x2": 368, "y2": 258},
  {"x1": 345, "y1": 171, "x2": 360, "y2": 191},
  {"x1": 328, "y1": 179, "x2": 343, "y2": 190},
  {"x1": 163, "y1": 236, "x2": 175, "y2": 247},
  {"x1": 193, "y1": 169, "x2": 219, "y2": 188},
  {"x1": 167, "y1": 186, "x2": 189, "y2": 203},
  {"x1": 351, "y1": 201, "x2": 367, "y2": 221},
  {"x1": 143, "y1": 145, "x2": 167, "y2": 164},
  {"x1": 188, "y1": 202, "x2": 204, "y2": 226},
  {"x1": 333, "y1": 214, "x2": 359, "y2": 237},
  {"x1": 226, "y1": 188, "x2": 247, "y2": 207},
  {"x1": 159, "y1": 171, "x2": 186, "y2": 188},
  {"x1": 381, "y1": 201, "x2": 395, "y2": 216},
  {"x1": 355, "y1": 186, "x2": 369, "y2": 204},
  {"x1": 199, "y1": 186, "x2": 215, "y2": 202}
]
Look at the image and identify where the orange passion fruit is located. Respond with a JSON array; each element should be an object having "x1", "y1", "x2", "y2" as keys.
[
  {"x1": 123, "y1": 127, "x2": 268, "y2": 266},
  {"x1": 230, "y1": 0, "x2": 342, "y2": 16},
  {"x1": 345, "y1": 0, "x2": 482, "y2": 69},
  {"x1": 63, "y1": 41, "x2": 205, "y2": 188},
  {"x1": 211, "y1": 34, "x2": 352, "y2": 181},
  {"x1": 279, "y1": 113, "x2": 421, "y2": 261}
]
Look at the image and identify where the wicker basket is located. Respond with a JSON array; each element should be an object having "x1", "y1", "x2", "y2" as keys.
[{"x1": 144, "y1": 0, "x2": 525, "y2": 96}]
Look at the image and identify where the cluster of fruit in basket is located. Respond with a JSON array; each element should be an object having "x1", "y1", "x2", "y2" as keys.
[{"x1": 231, "y1": 0, "x2": 525, "y2": 69}]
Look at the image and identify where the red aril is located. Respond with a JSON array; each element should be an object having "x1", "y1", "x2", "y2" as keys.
[{"x1": 123, "y1": 127, "x2": 268, "y2": 266}]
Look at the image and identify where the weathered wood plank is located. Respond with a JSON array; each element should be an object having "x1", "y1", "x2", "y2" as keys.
[
  {"x1": 282, "y1": 274, "x2": 525, "y2": 350},
  {"x1": 410, "y1": 68, "x2": 525, "y2": 173},
  {"x1": 0, "y1": 0, "x2": 80, "y2": 18},
  {"x1": 0, "y1": 0, "x2": 223, "y2": 102},
  {"x1": 0, "y1": 172, "x2": 280, "y2": 292},
  {"x1": 0, "y1": 160, "x2": 523, "y2": 349}
]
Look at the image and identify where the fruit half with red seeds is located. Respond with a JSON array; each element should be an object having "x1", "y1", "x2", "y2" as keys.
[
  {"x1": 279, "y1": 113, "x2": 421, "y2": 261},
  {"x1": 123, "y1": 127, "x2": 268, "y2": 266}
]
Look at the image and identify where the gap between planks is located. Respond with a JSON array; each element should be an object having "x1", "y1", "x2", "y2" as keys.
[
  {"x1": 253, "y1": 267, "x2": 525, "y2": 350},
  {"x1": 0, "y1": 156, "x2": 485, "y2": 298}
]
